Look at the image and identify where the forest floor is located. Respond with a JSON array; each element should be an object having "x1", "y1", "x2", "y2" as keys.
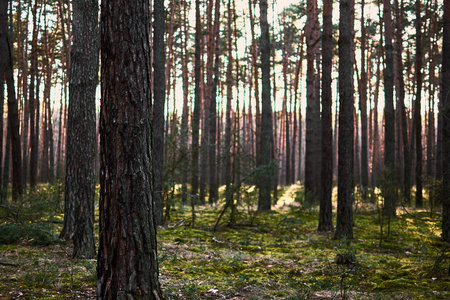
[{"x1": 0, "y1": 184, "x2": 449, "y2": 299}]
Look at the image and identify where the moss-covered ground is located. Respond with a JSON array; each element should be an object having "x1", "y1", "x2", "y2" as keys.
[{"x1": 1, "y1": 184, "x2": 449, "y2": 299}]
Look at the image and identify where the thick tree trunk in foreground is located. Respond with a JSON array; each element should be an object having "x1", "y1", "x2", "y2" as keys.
[
  {"x1": 335, "y1": 0, "x2": 354, "y2": 240},
  {"x1": 98, "y1": 0, "x2": 163, "y2": 298},
  {"x1": 61, "y1": 0, "x2": 98, "y2": 259}
]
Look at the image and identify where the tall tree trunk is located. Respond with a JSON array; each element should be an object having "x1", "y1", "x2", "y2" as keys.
[
  {"x1": 153, "y1": 0, "x2": 165, "y2": 225},
  {"x1": 282, "y1": 23, "x2": 290, "y2": 186},
  {"x1": 335, "y1": 0, "x2": 354, "y2": 240},
  {"x1": 19, "y1": 1, "x2": 29, "y2": 188},
  {"x1": 395, "y1": 0, "x2": 410, "y2": 203},
  {"x1": 224, "y1": 0, "x2": 233, "y2": 205},
  {"x1": 209, "y1": 0, "x2": 220, "y2": 204},
  {"x1": 98, "y1": 0, "x2": 163, "y2": 297},
  {"x1": 383, "y1": 0, "x2": 396, "y2": 216},
  {"x1": 29, "y1": 0, "x2": 38, "y2": 187},
  {"x1": 415, "y1": 0, "x2": 423, "y2": 208},
  {"x1": 1, "y1": 0, "x2": 22, "y2": 200},
  {"x1": 305, "y1": 0, "x2": 321, "y2": 203},
  {"x1": 318, "y1": 0, "x2": 333, "y2": 232},
  {"x1": 0, "y1": 0, "x2": 4, "y2": 202},
  {"x1": 249, "y1": 0, "x2": 261, "y2": 165},
  {"x1": 359, "y1": 0, "x2": 369, "y2": 199},
  {"x1": 180, "y1": 0, "x2": 189, "y2": 205},
  {"x1": 441, "y1": 0, "x2": 450, "y2": 242},
  {"x1": 257, "y1": 0, "x2": 273, "y2": 211},
  {"x1": 191, "y1": 0, "x2": 201, "y2": 198},
  {"x1": 60, "y1": 0, "x2": 98, "y2": 260}
]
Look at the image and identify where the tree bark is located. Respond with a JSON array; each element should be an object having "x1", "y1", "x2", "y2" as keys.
[
  {"x1": 209, "y1": 0, "x2": 221, "y2": 204},
  {"x1": 61, "y1": 0, "x2": 98, "y2": 260},
  {"x1": 305, "y1": 0, "x2": 321, "y2": 203},
  {"x1": 359, "y1": 0, "x2": 369, "y2": 199},
  {"x1": 383, "y1": 0, "x2": 396, "y2": 216},
  {"x1": 257, "y1": 0, "x2": 273, "y2": 211},
  {"x1": 153, "y1": 0, "x2": 165, "y2": 225},
  {"x1": 1, "y1": 0, "x2": 22, "y2": 200},
  {"x1": 395, "y1": 0, "x2": 410, "y2": 203},
  {"x1": 335, "y1": 0, "x2": 354, "y2": 240},
  {"x1": 98, "y1": 0, "x2": 163, "y2": 297},
  {"x1": 191, "y1": 0, "x2": 201, "y2": 198},
  {"x1": 29, "y1": 0, "x2": 38, "y2": 188},
  {"x1": 441, "y1": 0, "x2": 450, "y2": 242},
  {"x1": 318, "y1": 0, "x2": 333, "y2": 232},
  {"x1": 415, "y1": 0, "x2": 423, "y2": 208}
]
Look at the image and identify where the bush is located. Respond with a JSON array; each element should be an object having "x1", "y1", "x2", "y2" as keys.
[{"x1": 0, "y1": 222, "x2": 57, "y2": 245}]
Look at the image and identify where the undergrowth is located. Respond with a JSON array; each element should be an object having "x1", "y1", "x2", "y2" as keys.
[{"x1": 0, "y1": 183, "x2": 449, "y2": 299}]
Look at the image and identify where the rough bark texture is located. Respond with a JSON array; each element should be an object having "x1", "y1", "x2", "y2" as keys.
[
  {"x1": 153, "y1": 0, "x2": 165, "y2": 225},
  {"x1": 257, "y1": 0, "x2": 273, "y2": 211},
  {"x1": 441, "y1": 0, "x2": 450, "y2": 242},
  {"x1": 305, "y1": 0, "x2": 321, "y2": 203},
  {"x1": 318, "y1": 0, "x2": 333, "y2": 232},
  {"x1": 383, "y1": 0, "x2": 396, "y2": 216},
  {"x1": 61, "y1": 0, "x2": 98, "y2": 259},
  {"x1": 98, "y1": 0, "x2": 163, "y2": 298},
  {"x1": 335, "y1": 0, "x2": 354, "y2": 240},
  {"x1": 2, "y1": 0, "x2": 22, "y2": 201}
]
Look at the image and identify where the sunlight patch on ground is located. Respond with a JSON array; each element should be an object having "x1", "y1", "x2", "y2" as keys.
[{"x1": 275, "y1": 183, "x2": 302, "y2": 209}]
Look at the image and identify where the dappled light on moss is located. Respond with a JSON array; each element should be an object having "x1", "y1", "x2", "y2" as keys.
[{"x1": 0, "y1": 183, "x2": 449, "y2": 299}]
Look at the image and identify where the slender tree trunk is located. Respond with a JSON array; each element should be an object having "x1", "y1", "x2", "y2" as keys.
[
  {"x1": 153, "y1": 0, "x2": 165, "y2": 225},
  {"x1": 191, "y1": 0, "x2": 201, "y2": 197},
  {"x1": 335, "y1": 0, "x2": 354, "y2": 240},
  {"x1": 383, "y1": 0, "x2": 396, "y2": 216},
  {"x1": 2, "y1": 121, "x2": 10, "y2": 200},
  {"x1": 1, "y1": 0, "x2": 22, "y2": 200},
  {"x1": 98, "y1": 0, "x2": 163, "y2": 297},
  {"x1": 318, "y1": 0, "x2": 333, "y2": 232},
  {"x1": 441, "y1": 0, "x2": 450, "y2": 242},
  {"x1": 359, "y1": 0, "x2": 369, "y2": 199},
  {"x1": 415, "y1": 0, "x2": 423, "y2": 208},
  {"x1": 224, "y1": 0, "x2": 233, "y2": 204},
  {"x1": 249, "y1": 0, "x2": 261, "y2": 161},
  {"x1": 29, "y1": 0, "x2": 38, "y2": 187},
  {"x1": 395, "y1": 0, "x2": 410, "y2": 203},
  {"x1": 209, "y1": 0, "x2": 221, "y2": 204},
  {"x1": 0, "y1": 0, "x2": 4, "y2": 203},
  {"x1": 180, "y1": 0, "x2": 189, "y2": 205},
  {"x1": 257, "y1": 0, "x2": 273, "y2": 211}
]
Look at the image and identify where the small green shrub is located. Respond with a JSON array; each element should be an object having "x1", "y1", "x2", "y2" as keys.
[{"x1": 0, "y1": 223, "x2": 57, "y2": 245}]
